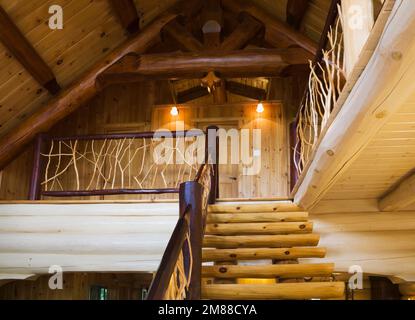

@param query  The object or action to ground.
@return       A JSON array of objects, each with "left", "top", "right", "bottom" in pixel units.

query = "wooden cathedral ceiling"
[{"left": 0, "top": 0, "right": 331, "bottom": 169}]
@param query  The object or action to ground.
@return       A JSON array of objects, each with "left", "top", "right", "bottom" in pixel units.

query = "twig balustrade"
[
  {"left": 147, "top": 127, "right": 219, "bottom": 300},
  {"left": 29, "top": 130, "right": 211, "bottom": 200},
  {"left": 292, "top": 10, "right": 345, "bottom": 182}
]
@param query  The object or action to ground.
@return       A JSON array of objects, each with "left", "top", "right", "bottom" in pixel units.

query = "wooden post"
[
  {"left": 28, "top": 133, "right": 46, "bottom": 200},
  {"left": 206, "top": 125, "right": 219, "bottom": 204},
  {"left": 289, "top": 120, "right": 299, "bottom": 192},
  {"left": 179, "top": 181, "right": 203, "bottom": 300}
]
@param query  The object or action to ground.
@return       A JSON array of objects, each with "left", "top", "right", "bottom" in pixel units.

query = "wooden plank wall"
[
  {"left": 0, "top": 76, "right": 306, "bottom": 200},
  {"left": 0, "top": 272, "right": 153, "bottom": 300}
]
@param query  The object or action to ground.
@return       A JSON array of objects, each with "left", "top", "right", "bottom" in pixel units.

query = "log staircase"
[{"left": 201, "top": 202, "right": 345, "bottom": 300}]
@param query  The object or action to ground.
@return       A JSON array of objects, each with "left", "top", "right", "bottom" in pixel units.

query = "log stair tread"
[
  {"left": 202, "top": 283, "right": 346, "bottom": 300},
  {"left": 201, "top": 202, "right": 344, "bottom": 300}
]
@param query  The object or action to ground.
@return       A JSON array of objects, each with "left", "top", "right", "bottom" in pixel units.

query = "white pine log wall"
[
  {"left": 309, "top": 205, "right": 415, "bottom": 282},
  {"left": 0, "top": 203, "right": 178, "bottom": 280}
]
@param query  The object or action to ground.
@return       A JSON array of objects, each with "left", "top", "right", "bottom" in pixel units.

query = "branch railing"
[
  {"left": 291, "top": 1, "right": 345, "bottom": 188},
  {"left": 147, "top": 126, "right": 218, "bottom": 300},
  {"left": 29, "top": 130, "right": 208, "bottom": 200}
]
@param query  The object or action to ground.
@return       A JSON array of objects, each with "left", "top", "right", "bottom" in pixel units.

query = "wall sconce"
[
  {"left": 256, "top": 102, "right": 264, "bottom": 113},
  {"left": 170, "top": 105, "right": 179, "bottom": 116}
]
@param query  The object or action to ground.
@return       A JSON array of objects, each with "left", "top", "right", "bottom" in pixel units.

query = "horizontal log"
[
  {"left": 202, "top": 247, "right": 326, "bottom": 262},
  {"left": 205, "top": 222, "right": 313, "bottom": 235},
  {"left": 0, "top": 253, "right": 164, "bottom": 274},
  {"left": 203, "top": 234, "right": 320, "bottom": 248},
  {"left": 202, "top": 282, "right": 346, "bottom": 300},
  {"left": 207, "top": 212, "right": 308, "bottom": 223},
  {"left": 0, "top": 202, "right": 179, "bottom": 216},
  {"left": 202, "top": 263, "right": 334, "bottom": 278},
  {"left": 379, "top": 172, "right": 415, "bottom": 211},
  {"left": 97, "top": 48, "right": 311, "bottom": 86},
  {"left": 0, "top": 215, "right": 176, "bottom": 234},
  {"left": 0, "top": 233, "right": 172, "bottom": 254},
  {"left": 208, "top": 202, "right": 303, "bottom": 212}
]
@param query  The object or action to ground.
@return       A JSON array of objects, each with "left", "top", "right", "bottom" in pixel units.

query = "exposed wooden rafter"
[
  {"left": 162, "top": 19, "right": 204, "bottom": 52},
  {"left": 379, "top": 172, "right": 415, "bottom": 211},
  {"left": 97, "top": 48, "right": 312, "bottom": 86},
  {"left": 0, "top": 5, "right": 60, "bottom": 95},
  {"left": 222, "top": 0, "right": 318, "bottom": 55},
  {"left": 219, "top": 12, "right": 264, "bottom": 51},
  {"left": 0, "top": 10, "right": 182, "bottom": 170},
  {"left": 286, "top": 0, "right": 310, "bottom": 29},
  {"left": 109, "top": 0, "right": 140, "bottom": 34}
]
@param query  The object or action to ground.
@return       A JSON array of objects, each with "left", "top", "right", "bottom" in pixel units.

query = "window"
[{"left": 90, "top": 285, "right": 108, "bottom": 300}]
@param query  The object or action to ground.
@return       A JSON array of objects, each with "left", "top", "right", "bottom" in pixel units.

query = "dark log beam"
[
  {"left": 177, "top": 86, "right": 209, "bottom": 103},
  {"left": 220, "top": 12, "right": 264, "bottom": 51},
  {"left": 0, "top": 11, "right": 181, "bottom": 170},
  {"left": 162, "top": 19, "right": 204, "bottom": 52},
  {"left": 97, "top": 48, "right": 313, "bottom": 86},
  {"left": 222, "top": 0, "right": 318, "bottom": 55},
  {"left": 109, "top": 0, "right": 140, "bottom": 34},
  {"left": 201, "top": 0, "right": 227, "bottom": 103},
  {"left": 286, "top": 0, "right": 309, "bottom": 29},
  {"left": 226, "top": 81, "right": 267, "bottom": 100},
  {"left": 0, "top": 5, "right": 60, "bottom": 95}
]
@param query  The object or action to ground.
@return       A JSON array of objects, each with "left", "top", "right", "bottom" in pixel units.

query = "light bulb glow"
[
  {"left": 256, "top": 102, "right": 264, "bottom": 113},
  {"left": 170, "top": 106, "right": 179, "bottom": 116}
]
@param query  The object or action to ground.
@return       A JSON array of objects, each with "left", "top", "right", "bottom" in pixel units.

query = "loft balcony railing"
[
  {"left": 29, "top": 126, "right": 220, "bottom": 300},
  {"left": 29, "top": 128, "right": 218, "bottom": 200},
  {"left": 290, "top": 0, "right": 385, "bottom": 191}
]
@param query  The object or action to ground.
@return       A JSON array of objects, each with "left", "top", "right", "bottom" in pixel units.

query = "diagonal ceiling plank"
[
  {"left": 0, "top": 8, "right": 185, "bottom": 170},
  {"left": 220, "top": 12, "right": 264, "bottom": 51},
  {"left": 109, "top": 0, "right": 140, "bottom": 34},
  {"left": 222, "top": 0, "right": 318, "bottom": 55},
  {"left": 0, "top": 5, "right": 60, "bottom": 95},
  {"left": 286, "top": 0, "right": 310, "bottom": 29}
]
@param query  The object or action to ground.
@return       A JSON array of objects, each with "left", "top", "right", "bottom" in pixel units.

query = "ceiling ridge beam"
[
  {"left": 0, "top": 5, "right": 60, "bottom": 95},
  {"left": 97, "top": 48, "right": 312, "bottom": 87}
]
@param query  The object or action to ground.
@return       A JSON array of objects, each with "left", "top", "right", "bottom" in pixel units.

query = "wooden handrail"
[
  {"left": 146, "top": 211, "right": 190, "bottom": 300},
  {"left": 147, "top": 126, "right": 219, "bottom": 300}
]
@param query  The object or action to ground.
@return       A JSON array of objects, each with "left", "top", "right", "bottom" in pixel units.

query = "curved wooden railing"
[{"left": 147, "top": 126, "right": 218, "bottom": 300}]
